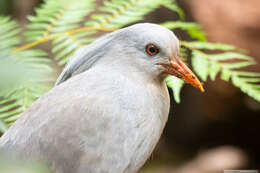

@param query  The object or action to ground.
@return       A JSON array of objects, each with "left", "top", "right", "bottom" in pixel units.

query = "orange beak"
[{"left": 162, "top": 56, "right": 204, "bottom": 92}]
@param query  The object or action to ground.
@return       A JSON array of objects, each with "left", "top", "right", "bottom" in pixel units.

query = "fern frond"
[
  {"left": 0, "top": 16, "right": 53, "bottom": 125},
  {"left": 0, "top": 49, "right": 53, "bottom": 126},
  {"left": 166, "top": 76, "right": 184, "bottom": 103},
  {"left": 184, "top": 41, "right": 236, "bottom": 51},
  {"left": 0, "top": 118, "right": 8, "bottom": 133},
  {"left": 232, "top": 75, "right": 260, "bottom": 101},
  {"left": 86, "top": 0, "right": 163, "bottom": 28},
  {"left": 192, "top": 51, "right": 209, "bottom": 81},
  {"left": 181, "top": 41, "right": 260, "bottom": 102},
  {"left": 161, "top": 21, "right": 201, "bottom": 30},
  {"left": 26, "top": 0, "right": 95, "bottom": 64},
  {"left": 161, "top": 21, "right": 206, "bottom": 41},
  {"left": 161, "top": 0, "right": 185, "bottom": 19},
  {"left": 27, "top": 0, "right": 95, "bottom": 40},
  {"left": 0, "top": 16, "right": 21, "bottom": 50},
  {"left": 52, "top": 31, "right": 96, "bottom": 65}
]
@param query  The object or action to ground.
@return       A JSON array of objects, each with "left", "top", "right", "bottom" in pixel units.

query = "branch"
[{"left": 13, "top": 26, "right": 117, "bottom": 54}]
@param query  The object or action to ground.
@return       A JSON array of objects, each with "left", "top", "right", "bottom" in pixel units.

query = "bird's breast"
[{"left": 116, "top": 80, "right": 170, "bottom": 173}]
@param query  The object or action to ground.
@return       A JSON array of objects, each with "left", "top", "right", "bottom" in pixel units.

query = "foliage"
[
  {"left": 0, "top": 0, "right": 259, "bottom": 132},
  {"left": 26, "top": 0, "right": 96, "bottom": 65},
  {"left": 0, "top": 17, "right": 52, "bottom": 129},
  {"left": 183, "top": 41, "right": 260, "bottom": 101},
  {"left": 0, "top": 154, "right": 51, "bottom": 173}
]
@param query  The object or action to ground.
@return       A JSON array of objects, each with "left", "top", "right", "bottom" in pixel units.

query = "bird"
[{"left": 0, "top": 23, "right": 203, "bottom": 173}]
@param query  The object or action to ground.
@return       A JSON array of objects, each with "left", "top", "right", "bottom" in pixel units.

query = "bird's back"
[{"left": 0, "top": 66, "right": 170, "bottom": 173}]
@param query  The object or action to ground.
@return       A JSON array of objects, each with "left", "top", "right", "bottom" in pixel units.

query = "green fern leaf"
[
  {"left": 52, "top": 32, "right": 96, "bottom": 65},
  {"left": 0, "top": 16, "right": 53, "bottom": 125},
  {"left": 161, "top": 21, "right": 206, "bottom": 41},
  {"left": 192, "top": 51, "right": 209, "bottom": 81},
  {"left": 0, "top": 50, "right": 53, "bottom": 125},
  {"left": 0, "top": 16, "right": 21, "bottom": 50},
  {"left": 221, "top": 61, "right": 255, "bottom": 69},
  {"left": 161, "top": 21, "right": 200, "bottom": 30},
  {"left": 0, "top": 118, "right": 8, "bottom": 133},
  {"left": 211, "top": 52, "right": 254, "bottom": 61},
  {"left": 186, "top": 28, "right": 207, "bottom": 41},
  {"left": 232, "top": 75, "right": 260, "bottom": 101},
  {"left": 233, "top": 71, "right": 260, "bottom": 77},
  {"left": 184, "top": 41, "right": 236, "bottom": 51},
  {"left": 27, "top": 0, "right": 95, "bottom": 40},
  {"left": 209, "top": 63, "right": 221, "bottom": 80},
  {"left": 26, "top": 0, "right": 95, "bottom": 64},
  {"left": 166, "top": 76, "right": 184, "bottom": 103},
  {"left": 86, "top": 0, "right": 163, "bottom": 28},
  {"left": 220, "top": 69, "right": 232, "bottom": 81},
  {"left": 187, "top": 46, "right": 260, "bottom": 101},
  {"left": 161, "top": 0, "right": 185, "bottom": 19}
]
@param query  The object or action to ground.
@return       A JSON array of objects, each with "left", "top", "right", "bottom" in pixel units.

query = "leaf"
[
  {"left": 166, "top": 76, "right": 185, "bottom": 103},
  {"left": 232, "top": 75, "right": 260, "bottom": 102},
  {"left": 192, "top": 51, "right": 209, "bottom": 81},
  {"left": 183, "top": 41, "right": 260, "bottom": 102},
  {"left": 25, "top": 0, "right": 95, "bottom": 64},
  {"left": 161, "top": 21, "right": 206, "bottom": 41},
  {"left": 0, "top": 118, "right": 8, "bottom": 133},
  {"left": 0, "top": 17, "right": 53, "bottom": 126},
  {"left": 209, "top": 63, "right": 221, "bottom": 80},
  {"left": 86, "top": 0, "right": 163, "bottom": 28},
  {"left": 211, "top": 52, "right": 254, "bottom": 61},
  {"left": 0, "top": 16, "right": 21, "bottom": 50},
  {"left": 220, "top": 69, "right": 232, "bottom": 81},
  {"left": 180, "top": 47, "right": 188, "bottom": 62},
  {"left": 161, "top": 0, "right": 185, "bottom": 19},
  {"left": 161, "top": 21, "right": 200, "bottom": 30},
  {"left": 233, "top": 71, "right": 260, "bottom": 77},
  {"left": 221, "top": 61, "right": 255, "bottom": 69},
  {"left": 26, "top": 0, "right": 95, "bottom": 41},
  {"left": 187, "top": 28, "right": 207, "bottom": 41},
  {"left": 183, "top": 41, "right": 236, "bottom": 51}
]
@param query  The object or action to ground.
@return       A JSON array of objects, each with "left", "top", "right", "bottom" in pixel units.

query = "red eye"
[{"left": 145, "top": 44, "right": 159, "bottom": 56}]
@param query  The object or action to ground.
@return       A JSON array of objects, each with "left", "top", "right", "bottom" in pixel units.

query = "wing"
[
  {"left": 55, "top": 32, "right": 116, "bottom": 86},
  {"left": 55, "top": 46, "right": 98, "bottom": 85}
]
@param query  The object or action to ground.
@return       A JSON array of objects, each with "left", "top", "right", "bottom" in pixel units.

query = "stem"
[{"left": 12, "top": 26, "right": 118, "bottom": 54}]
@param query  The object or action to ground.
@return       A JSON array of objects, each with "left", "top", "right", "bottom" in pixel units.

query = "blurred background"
[{"left": 0, "top": 0, "right": 260, "bottom": 173}]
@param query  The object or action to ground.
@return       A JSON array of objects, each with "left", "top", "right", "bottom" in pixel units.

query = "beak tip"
[
  {"left": 167, "top": 58, "right": 205, "bottom": 92},
  {"left": 199, "top": 85, "right": 205, "bottom": 92},
  {"left": 198, "top": 83, "right": 205, "bottom": 92}
]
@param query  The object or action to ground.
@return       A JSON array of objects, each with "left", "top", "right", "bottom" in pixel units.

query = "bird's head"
[{"left": 106, "top": 23, "right": 204, "bottom": 91}]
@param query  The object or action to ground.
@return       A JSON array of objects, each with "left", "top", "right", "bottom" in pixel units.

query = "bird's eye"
[{"left": 145, "top": 44, "right": 159, "bottom": 56}]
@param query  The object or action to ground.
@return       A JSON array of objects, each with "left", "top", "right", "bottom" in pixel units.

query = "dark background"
[{"left": 0, "top": 0, "right": 259, "bottom": 172}]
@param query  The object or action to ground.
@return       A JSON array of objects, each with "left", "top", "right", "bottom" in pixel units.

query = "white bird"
[{"left": 0, "top": 23, "right": 203, "bottom": 173}]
